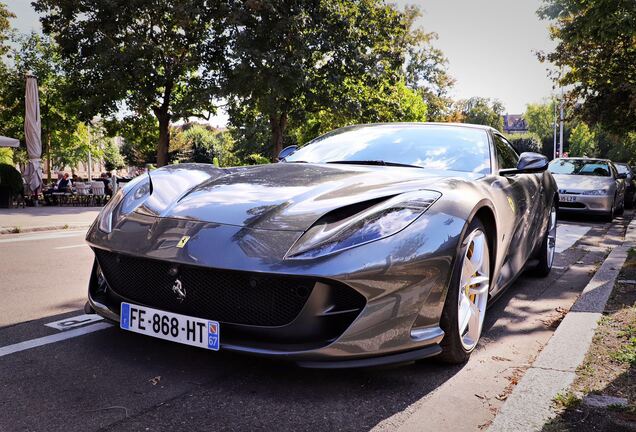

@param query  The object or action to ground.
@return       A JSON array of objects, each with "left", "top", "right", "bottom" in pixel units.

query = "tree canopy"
[
  {"left": 538, "top": 0, "right": 636, "bottom": 132},
  {"left": 224, "top": 0, "right": 435, "bottom": 158},
  {"left": 449, "top": 97, "right": 505, "bottom": 131},
  {"left": 33, "top": 0, "right": 230, "bottom": 166}
]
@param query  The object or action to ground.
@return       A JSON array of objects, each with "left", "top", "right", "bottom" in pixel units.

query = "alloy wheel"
[{"left": 457, "top": 229, "right": 490, "bottom": 351}]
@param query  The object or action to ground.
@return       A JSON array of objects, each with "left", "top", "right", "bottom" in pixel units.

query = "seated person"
[{"left": 43, "top": 172, "right": 63, "bottom": 205}]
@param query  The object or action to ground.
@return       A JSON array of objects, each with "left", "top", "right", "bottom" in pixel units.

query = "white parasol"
[{"left": 23, "top": 74, "right": 43, "bottom": 194}]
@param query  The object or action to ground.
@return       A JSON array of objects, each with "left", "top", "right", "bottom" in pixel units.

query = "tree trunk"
[
  {"left": 154, "top": 109, "right": 171, "bottom": 167},
  {"left": 269, "top": 112, "right": 288, "bottom": 161}
]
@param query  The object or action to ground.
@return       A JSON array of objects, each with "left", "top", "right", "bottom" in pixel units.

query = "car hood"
[
  {"left": 552, "top": 174, "right": 613, "bottom": 192},
  {"left": 138, "top": 163, "right": 483, "bottom": 231}
]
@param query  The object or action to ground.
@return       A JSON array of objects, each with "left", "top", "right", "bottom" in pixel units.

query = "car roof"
[
  {"left": 553, "top": 157, "right": 612, "bottom": 163},
  {"left": 334, "top": 122, "right": 498, "bottom": 133}
]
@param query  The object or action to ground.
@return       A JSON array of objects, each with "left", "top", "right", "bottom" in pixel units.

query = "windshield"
[
  {"left": 548, "top": 159, "right": 611, "bottom": 177},
  {"left": 285, "top": 124, "right": 491, "bottom": 173}
]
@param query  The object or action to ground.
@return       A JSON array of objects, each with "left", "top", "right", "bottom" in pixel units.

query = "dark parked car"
[
  {"left": 615, "top": 163, "right": 635, "bottom": 209},
  {"left": 85, "top": 123, "right": 558, "bottom": 368}
]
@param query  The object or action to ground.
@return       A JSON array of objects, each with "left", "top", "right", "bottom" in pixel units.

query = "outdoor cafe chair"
[{"left": 90, "top": 181, "right": 106, "bottom": 206}]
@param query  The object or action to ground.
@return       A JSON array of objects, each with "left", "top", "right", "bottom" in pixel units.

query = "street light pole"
[{"left": 553, "top": 99, "right": 558, "bottom": 159}]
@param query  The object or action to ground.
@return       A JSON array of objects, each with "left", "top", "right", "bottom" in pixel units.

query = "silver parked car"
[{"left": 548, "top": 157, "right": 626, "bottom": 221}]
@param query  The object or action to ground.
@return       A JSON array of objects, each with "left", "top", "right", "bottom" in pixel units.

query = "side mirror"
[
  {"left": 617, "top": 172, "right": 627, "bottom": 179},
  {"left": 500, "top": 152, "right": 549, "bottom": 176},
  {"left": 278, "top": 145, "right": 298, "bottom": 161}
]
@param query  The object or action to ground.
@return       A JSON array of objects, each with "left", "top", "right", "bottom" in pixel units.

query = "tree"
[
  {"left": 538, "top": 0, "right": 636, "bottom": 132},
  {"left": 51, "top": 122, "right": 103, "bottom": 173},
  {"left": 0, "top": 1, "right": 14, "bottom": 58},
  {"left": 107, "top": 115, "right": 160, "bottom": 167},
  {"left": 568, "top": 123, "right": 597, "bottom": 157},
  {"left": 34, "top": 0, "right": 229, "bottom": 166},
  {"left": 403, "top": 6, "right": 455, "bottom": 122},
  {"left": 451, "top": 97, "right": 505, "bottom": 130},
  {"left": 0, "top": 32, "right": 82, "bottom": 180},
  {"left": 224, "top": 0, "right": 414, "bottom": 159},
  {"left": 524, "top": 102, "right": 556, "bottom": 142},
  {"left": 103, "top": 140, "right": 125, "bottom": 172}
]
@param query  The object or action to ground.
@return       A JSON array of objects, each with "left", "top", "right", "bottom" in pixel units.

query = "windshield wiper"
[{"left": 326, "top": 160, "right": 424, "bottom": 169}]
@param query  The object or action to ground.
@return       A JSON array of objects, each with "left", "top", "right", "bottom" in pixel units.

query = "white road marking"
[
  {"left": 45, "top": 314, "right": 104, "bottom": 331},
  {"left": 54, "top": 244, "right": 87, "bottom": 250},
  {"left": 0, "top": 322, "right": 112, "bottom": 358},
  {"left": 556, "top": 224, "right": 591, "bottom": 253},
  {"left": 0, "top": 230, "right": 86, "bottom": 244}
]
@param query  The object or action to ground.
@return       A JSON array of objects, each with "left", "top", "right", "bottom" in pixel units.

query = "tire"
[
  {"left": 437, "top": 218, "right": 491, "bottom": 364},
  {"left": 530, "top": 204, "right": 557, "bottom": 277},
  {"left": 605, "top": 197, "right": 616, "bottom": 222},
  {"left": 617, "top": 197, "right": 625, "bottom": 215}
]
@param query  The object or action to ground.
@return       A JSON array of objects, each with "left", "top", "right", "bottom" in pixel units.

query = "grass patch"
[{"left": 553, "top": 392, "right": 581, "bottom": 409}]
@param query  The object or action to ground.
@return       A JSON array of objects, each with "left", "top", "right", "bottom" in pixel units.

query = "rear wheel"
[
  {"left": 438, "top": 219, "right": 490, "bottom": 364},
  {"left": 530, "top": 204, "right": 557, "bottom": 277},
  {"left": 617, "top": 196, "right": 625, "bottom": 215}
]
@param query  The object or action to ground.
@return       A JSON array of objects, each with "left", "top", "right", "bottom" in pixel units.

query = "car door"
[{"left": 491, "top": 133, "right": 541, "bottom": 286}]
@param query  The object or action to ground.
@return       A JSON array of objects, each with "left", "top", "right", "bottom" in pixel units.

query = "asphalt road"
[{"left": 0, "top": 212, "right": 631, "bottom": 432}]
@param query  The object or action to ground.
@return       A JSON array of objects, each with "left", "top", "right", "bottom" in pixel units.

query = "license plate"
[
  {"left": 560, "top": 195, "right": 577, "bottom": 202},
  {"left": 120, "top": 302, "right": 220, "bottom": 351}
]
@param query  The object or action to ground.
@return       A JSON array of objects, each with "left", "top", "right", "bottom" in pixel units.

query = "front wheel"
[
  {"left": 530, "top": 204, "right": 557, "bottom": 277},
  {"left": 605, "top": 197, "right": 616, "bottom": 222},
  {"left": 438, "top": 219, "right": 490, "bottom": 364}
]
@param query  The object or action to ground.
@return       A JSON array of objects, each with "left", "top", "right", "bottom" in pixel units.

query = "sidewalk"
[
  {"left": 489, "top": 218, "right": 636, "bottom": 431},
  {"left": 0, "top": 207, "right": 101, "bottom": 234}
]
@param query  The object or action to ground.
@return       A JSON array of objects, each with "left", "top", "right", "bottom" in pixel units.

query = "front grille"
[
  {"left": 559, "top": 202, "right": 586, "bottom": 209},
  {"left": 94, "top": 249, "right": 316, "bottom": 327}
]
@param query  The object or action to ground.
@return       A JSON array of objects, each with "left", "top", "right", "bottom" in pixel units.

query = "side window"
[
  {"left": 610, "top": 164, "right": 618, "bottom": 178},
  {"left": 494, "top": 134, "right": 519, "bottom": 170}
]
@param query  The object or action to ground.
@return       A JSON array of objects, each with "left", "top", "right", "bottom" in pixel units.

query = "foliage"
[
  {"left": 402, "top": 6, "right": 454, "bottom": 121},
  {"left": 0, "top": 163, "right": 24, "bottom": 196},
  {"left": 291, "top": 79, "right": 427, "bottom": 145},
  {"left": 106, "top": 115, "right": 160, "bottom": 167},
  {"left": 0, "top": 148, "right": 12, "bottom": 165},
  {"left": 568, "top": 123, "right": 597, "bottom": 157},
  {"left": 247, "top": 154, "right": 271, "bottom": 165},
  {"left": 0, "top": 33, "right": 89, "bottom": 179},
  {"left": 50, "top": 122, "right": 103, "bottom": 172},
  {"left": 34, "top": 0, "right": 230, "bottom": 166},
  {"left": 227, "top": 105, "right": 277, "bottom": 162},
  {"left": 450, "top": 97, "right": 505, "bottom": 131},
  {"left": 538, "top": 0, "right": 636, "bottom": 133},
  {"left": 606, "top": 132, "right": 636, "bottom": 165},
  {"left": 505, "top": 133, "right": 543, "bottom": 154},
  {"left": 175, "top": 125, "right": 240, "bottom": 167},
  {"left": 224, "top": 0, "right": 425, "bottom": 159},
  {"left": 103, "top": 140, "right": 125, "bottom": 172},
  {"left": 524, "top": 101, "right": 556, "bottom": 142},
  {"left": 0, "top": 1, "right": 14, "bottom": 58}
]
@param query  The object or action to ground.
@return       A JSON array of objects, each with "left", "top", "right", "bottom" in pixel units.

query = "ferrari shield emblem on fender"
[
  {"left": 507, "top": 196, "right": 516, "bottom": 213},
  {"left": 176, "top": 236, "right": 191, "bottom": 248}
]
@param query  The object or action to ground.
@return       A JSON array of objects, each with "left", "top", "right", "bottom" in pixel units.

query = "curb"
[
  {"left": 0, "top": 224, "right": 92, "bottom": 235},
  {"left": 489, "top": 219, "right": 636, "bottom": 431}
]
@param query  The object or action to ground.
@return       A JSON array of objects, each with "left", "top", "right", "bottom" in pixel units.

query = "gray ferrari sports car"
[{"left": 86, "top": 123, "right": 558, "bottom": 368}]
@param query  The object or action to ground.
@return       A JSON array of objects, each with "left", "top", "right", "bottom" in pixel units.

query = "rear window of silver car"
[
  {"left": 287, "top": 124, "right": 491, "bottom": 173},
  {"left": 549, "top": 159, "right": 611, "bottom": 177}
]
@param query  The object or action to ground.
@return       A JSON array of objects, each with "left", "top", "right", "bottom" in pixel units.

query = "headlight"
[
  {"left": 97, "top": 189, "right": 124, "bottom": 233},
  {"left": 97, "top": 174, "right": 151, "bottom": 233},
  {"left": 286, "top": 191, "right": 441, "bottom": 259},
  {"left": 581, "top": 189, "right": 608, "bottom": 196}
]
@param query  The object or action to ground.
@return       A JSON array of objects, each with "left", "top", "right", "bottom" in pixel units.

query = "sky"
[{"left": 4, "top": 0, "right": 557, "bottom": 120}]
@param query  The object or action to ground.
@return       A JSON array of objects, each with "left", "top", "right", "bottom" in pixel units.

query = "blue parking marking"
[{"left": 120, "top": 303, "right": 130, "bottom": 329}]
